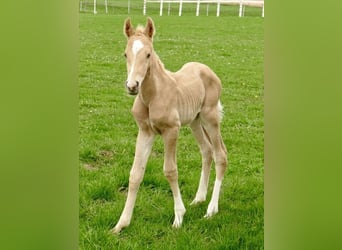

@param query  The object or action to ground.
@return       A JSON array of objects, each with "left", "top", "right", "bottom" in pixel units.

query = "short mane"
[{"left": 135, "top": 25, "right": 145, "bottom": 36}]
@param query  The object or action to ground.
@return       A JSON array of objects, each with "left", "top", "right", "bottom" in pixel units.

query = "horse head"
[{"left": 123, "top": 18, "right": 155, "bottom": 95}]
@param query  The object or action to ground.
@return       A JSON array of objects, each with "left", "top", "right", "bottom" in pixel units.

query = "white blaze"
[
  {"left": 132, "top": 40, "right": 144, "bottom": 55},
  {"left": 127, "top": 40, "right": 144, "bottom": 88}
]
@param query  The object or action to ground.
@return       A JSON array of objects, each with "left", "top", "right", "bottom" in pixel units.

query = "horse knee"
[
  {"left": 214, "top": 151, "right": 228, "bottom": 177},
  {"left": 129, "top": 168, "right": 144, "bottom": 188},
  {"left": 201, "top": 146, "right": 213, "bottom": 159},
  {"left": 164, "top": 168, "right": 178, "bottom": 182},
  {"left": 215, "top": 157, "right": 228, "bottom": 179}
]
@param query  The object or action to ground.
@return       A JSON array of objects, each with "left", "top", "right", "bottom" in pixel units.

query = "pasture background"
[
  {"left": 79, "top": 2, "right": 264, "bottom": 249},
  {"left": 2, "top": 1, "right": 342, "bottom": 250}
]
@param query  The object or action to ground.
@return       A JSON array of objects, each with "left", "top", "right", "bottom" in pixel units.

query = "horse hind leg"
[
  {"left": 204, "top": 128, "right": 227, "bottom": 218},
  {"left": 200, "top": 103, "right": 228, "bottom": 218},
  {"left": 190, "top": 116, "right": 213, "bottom": 205}
]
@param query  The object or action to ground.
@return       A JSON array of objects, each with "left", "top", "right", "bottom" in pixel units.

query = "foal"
[{"left": 112, "top": 18, "right": 228, "bottom": 234}]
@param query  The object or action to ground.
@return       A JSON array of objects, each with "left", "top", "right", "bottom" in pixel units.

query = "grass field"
[{"left": 79, "top": 8, "right": 264, "bottom": 249}]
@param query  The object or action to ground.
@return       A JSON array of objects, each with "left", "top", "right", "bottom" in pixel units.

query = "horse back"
[
  {"left": 174, "top": 62, "right": 222, "bottom": 106},
  {"left": 169, "top": 62, "right": 222, "bottom": 125}
]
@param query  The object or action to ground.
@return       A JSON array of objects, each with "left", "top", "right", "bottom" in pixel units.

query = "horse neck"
[
  {"left": 140, "top": 51, "right": 172, "bottom": 105},
  {"left": 149, "top": 51, "right": 168, "bottom": 79}
]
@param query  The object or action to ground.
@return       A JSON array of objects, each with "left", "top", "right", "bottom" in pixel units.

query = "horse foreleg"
[
  {"left": 162, "top": 127, "right": 186, "bottom": 228},
  {"left": 111, "top": 128, "right": 155, "bottom": 234}
]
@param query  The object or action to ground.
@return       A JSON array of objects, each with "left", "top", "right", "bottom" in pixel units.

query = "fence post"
[
  {"left": 160, "top": 0, "right": 164, "bottom": 16},
  {"left": 196, "top": 0, "right": 200, "bottom": 16},
  {"left": 216, "top": 0, "right": 220, "bottom": 17},
  {"left": 168, "top": 1, "right": 171, "bottom": 16},
  {"left": 93, "top": 0, "right": 97, "bottom": 14},
  {"left": 143, "top": 0, "right": 147, "bottom": 15},
  {"left": 179, "top": 0, "right": 183, "bottom": 16},
  {"left": 239, "top": 0, "right": 243, "bottom": 17}
]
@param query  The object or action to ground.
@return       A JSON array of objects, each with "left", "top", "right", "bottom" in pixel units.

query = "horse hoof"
[
  {"left": 110, "top": 226, "right": 122, "bottom": 235},
  {"left": 204, "top": 201, "right": 218, "bottom": 218},
  {"left": 190, "top": 198, "right": 206, "bottom": 205}
]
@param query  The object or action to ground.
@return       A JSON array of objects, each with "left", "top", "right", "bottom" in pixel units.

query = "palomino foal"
[{"left": 112, "top": 18, "right": 228, "bottom": 234}]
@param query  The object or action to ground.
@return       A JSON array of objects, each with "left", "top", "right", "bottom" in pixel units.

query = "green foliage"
[{"left": 80, "top": 12, "right": 263, "bottom": 249}]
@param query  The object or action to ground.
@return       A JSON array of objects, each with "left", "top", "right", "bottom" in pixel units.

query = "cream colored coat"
[{"left": 112, "top": 18, "right": 228, "bottom": 234}]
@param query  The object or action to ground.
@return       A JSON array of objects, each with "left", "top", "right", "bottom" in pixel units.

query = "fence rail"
[
  {"left": 143, "top": 0, "right": 264, "bottom": 17},
  {"left": 79, "top": 0, "right": 264, "bottom": 17}
]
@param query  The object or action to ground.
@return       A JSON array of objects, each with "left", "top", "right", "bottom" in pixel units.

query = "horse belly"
[
  {"left": 177, "top": 87, "right": 204, "bottom": 125},
  {"left": 178, "top": 107, "right": 199, "bottom": 125}
]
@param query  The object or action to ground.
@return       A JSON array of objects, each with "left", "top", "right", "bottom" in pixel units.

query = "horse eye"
[
  {"left": 147, "top": 53, "right": 151, "bottom": 59},
  {"left": 124, "top": 53, "right": 127, "bottom": 58}
]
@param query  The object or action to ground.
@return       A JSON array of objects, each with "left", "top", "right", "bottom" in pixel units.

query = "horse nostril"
[{"left": 135, "top": 81, "right": 140, "bottom": 87}]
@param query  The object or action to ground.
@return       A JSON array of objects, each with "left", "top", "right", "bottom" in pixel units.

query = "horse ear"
[
  {"left": 124, "top": 18, "right": 134, "bottom": 38},
  {"left": 144, "top": 17, "right": 155, "bottom": 39}
]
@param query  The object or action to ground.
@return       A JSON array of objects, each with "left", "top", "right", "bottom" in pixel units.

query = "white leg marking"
[
  {"left": 190, "top": 169, "right": 209, "bottom": 205},
  {"left": 205, "top": 179, "right": 222, "bottom": 218},
  {"left": 172, "top": 191, "right": 186, "bottom": 228}
]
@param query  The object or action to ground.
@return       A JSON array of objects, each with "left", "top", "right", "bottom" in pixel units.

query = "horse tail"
[
  {"left": 217, "top": 100, "right": 224, "bottom": 123},
  {"left": 217, "top": 100, "right": 227, "bottom": 154},
  {"left": 201, "top": 100, "right": 226, "bottom": 153}
]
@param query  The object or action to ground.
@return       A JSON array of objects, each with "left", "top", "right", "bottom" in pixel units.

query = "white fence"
[
  {"left": 80, "top": 0, "right": 133, "bottom": 14},
  {"left": 143, "top": 0, "right": 264, "bottom": 17},
  {"left": 79, "top": 0, "right": 264, "bottom": 17}
]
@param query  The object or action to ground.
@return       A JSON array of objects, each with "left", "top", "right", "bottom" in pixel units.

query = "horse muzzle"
[{"left": 126, "top": 80, "right": 139, "bottom": 95}]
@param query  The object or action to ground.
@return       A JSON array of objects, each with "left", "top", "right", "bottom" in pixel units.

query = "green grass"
[{"left": 80, "top": 11, "right": 263, "bottom": 250}]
